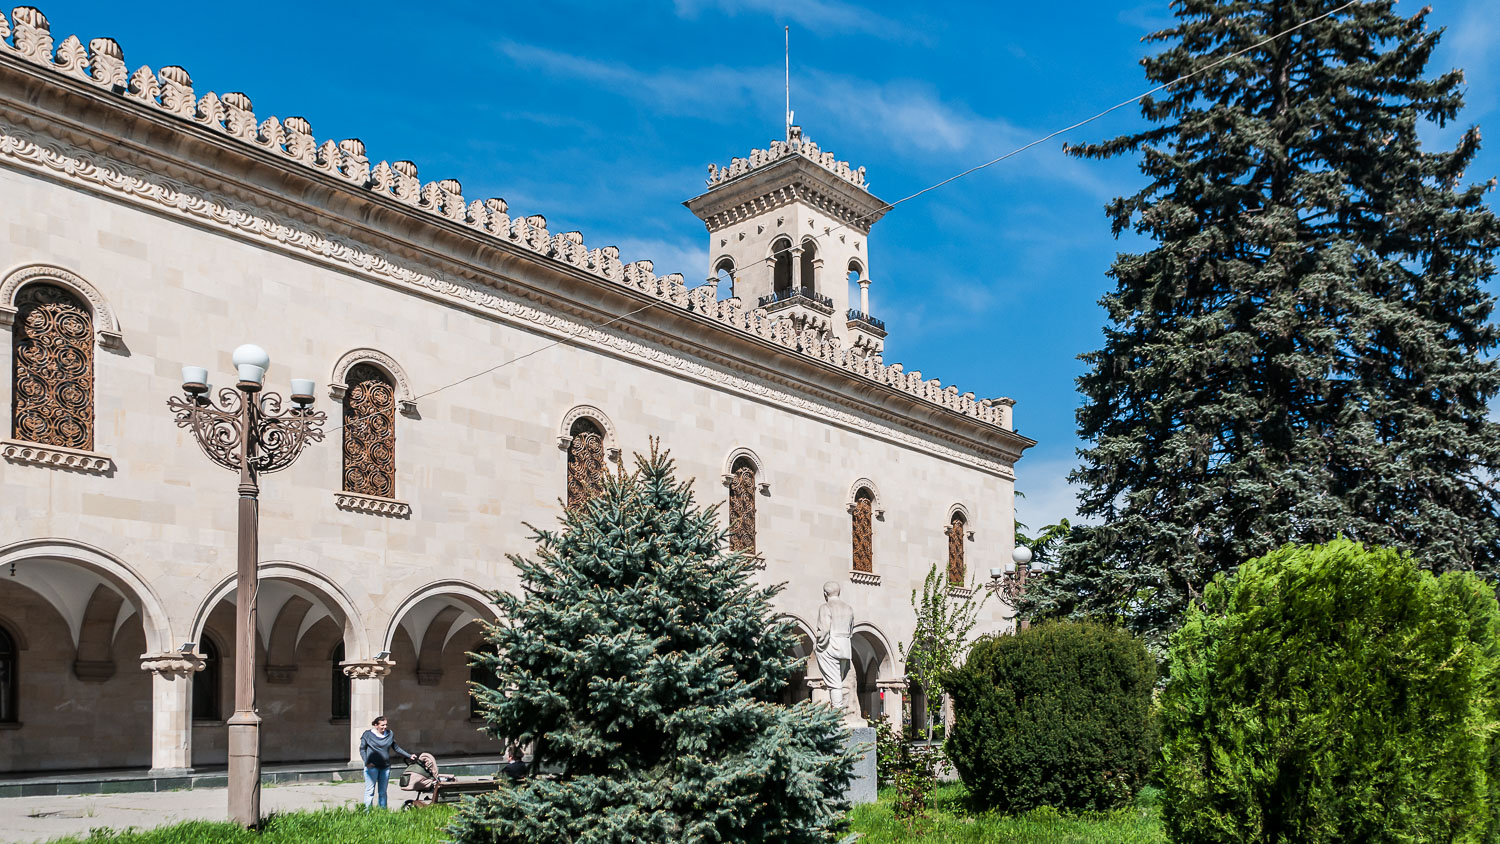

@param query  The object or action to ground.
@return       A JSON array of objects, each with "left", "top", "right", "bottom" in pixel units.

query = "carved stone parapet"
[
  {"left": 341, "top": 658, "right": 394, "bottom": 680},
  {"left": 140, "top": 652, "right": 205, "bottom": 677},
  {"left": 2, "top": 439, "right": 114, "bottom": 474},
  {"left": 334, "top": 491, "right": 411, "bottom": 518},
  {"left": 264, "top": 664, "right": 297, "bottom": 684},
  {"left": 849, "top": 570, "right": 882, "bottom": 586}
]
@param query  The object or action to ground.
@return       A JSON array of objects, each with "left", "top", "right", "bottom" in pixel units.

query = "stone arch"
[
  {"left": 722, "top": 446, "right": 770, "bottom": 492},
  {"left": 776, "top": 613, "right": 816, "bottom": 705},
  {"left": 190, "top": 561, "right": 370, "bottom": 659},
  {"left": 328, "top": 348, "right": 416, "bottom": 415},
  {"left": 947, "top": 502, "right": 972, "bottom": 524},
  {"left": 0, "top": 538, "right": 171, "bottom": 654},
  {"left": 852, "top": 623, "right": 895, "bottom": 721},
  {"left": 846, "top": 257, "right": 865, "bottom": 279},
  {"left": 557, "top": 405, "right": 619, "bottom": 454},
  {"left": 846, "top": 478, "right": 883, "bottom": 518},
  {"left": 380, "top": 580, "right": 496, "bottom": 655},
  {"left": 0, "top": 264, "right": 122, "bottom": 349}
]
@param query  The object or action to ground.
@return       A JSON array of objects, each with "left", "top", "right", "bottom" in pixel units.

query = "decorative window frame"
[
  {"left": 1, "top": 265, "right": 118, "bottom": 475},
  {"left": 947, "top": 503, "right": 975, "bottom": 541},
  {"left": 846, "top": 478, "right": 884, "bottom": 520},
  {"left": 721, "top": 447, "right": 771, "bottom": 495},
  {"left": 0, "top": 264, "right": 123, "bottom": 350},
  {"left": 328, "top": 348, "right": 417, "bottom": 416},
  {"left": 556, "top": 405, "right": 621, "bottom": 462}
]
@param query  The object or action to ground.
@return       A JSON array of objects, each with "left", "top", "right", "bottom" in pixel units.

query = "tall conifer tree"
[
  {"left": 1031, "top": 0, "right": 1500, "bottom": 645},
  {"left": 451, "top": 446, "right": 854, "bottom": 844}
]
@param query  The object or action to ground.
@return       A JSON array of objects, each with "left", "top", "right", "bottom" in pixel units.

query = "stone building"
[{"left": 0, "top": 7, "right": 1032, "bottom": 776}]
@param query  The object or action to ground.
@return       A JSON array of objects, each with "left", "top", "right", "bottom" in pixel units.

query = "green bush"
[
  {"left": 1160, "top": 539, "right": 1500, "bottom": 843},
  {"left": 945, "top": 620, "right": 1157, "bottom": 814}
]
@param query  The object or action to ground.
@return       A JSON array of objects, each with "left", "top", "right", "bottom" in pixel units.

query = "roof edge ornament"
[{"left": 705, "top": 133, "right": 868, "bottom": 191}]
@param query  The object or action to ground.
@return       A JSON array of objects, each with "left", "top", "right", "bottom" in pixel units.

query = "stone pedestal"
[{"left": 844, "top": 726, "right": 877, "bottom": 806}]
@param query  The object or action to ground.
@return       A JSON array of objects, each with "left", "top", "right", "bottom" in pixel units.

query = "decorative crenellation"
[
  {"left": 0, "top": 6, "right": 1012, "bottom": 433},
  {"left": 706, "top": 136, "right": 867, "bottom": 190}
]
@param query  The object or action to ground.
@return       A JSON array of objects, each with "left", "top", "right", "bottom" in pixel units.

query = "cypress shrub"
[
  {"left": 945, "top": 620, "right": 1157, "bottom": 814},
  {"left": 1161, "top": 539, "right": 1500, "bottom": 843}
]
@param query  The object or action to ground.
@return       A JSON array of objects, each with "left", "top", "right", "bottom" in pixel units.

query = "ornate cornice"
[
  {"left": 335, "top": 491, "right": 412, "bottom": 518},
  {"left": 140, "top": 651, "right": 204, "bottom": 677},
  {"left": 342, "top": 658, "right": 394, "bottom": 680},
  {"left": 1, "top": 438, "right": 114, "bottom": 474}
]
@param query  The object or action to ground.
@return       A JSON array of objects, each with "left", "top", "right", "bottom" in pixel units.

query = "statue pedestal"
[{"left": 844, "top": 726, "right": 877, "bottom": 805}]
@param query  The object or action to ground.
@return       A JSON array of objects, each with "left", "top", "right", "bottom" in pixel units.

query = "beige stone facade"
[{"left": 0, "top": 7, "right": 1032, "bottom": 775}]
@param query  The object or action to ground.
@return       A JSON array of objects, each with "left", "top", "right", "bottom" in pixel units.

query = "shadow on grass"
[{"left": 44, "top": 805, "right": 459, "bottom": 844}]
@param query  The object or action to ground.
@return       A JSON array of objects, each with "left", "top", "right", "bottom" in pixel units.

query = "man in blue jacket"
[{"left": 360, "top": 715, "right": 416, "bottom": 808}]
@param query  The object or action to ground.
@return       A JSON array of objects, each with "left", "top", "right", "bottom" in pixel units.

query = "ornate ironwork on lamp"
[
  {"left": 167, "top": 344, "right": 323, "bottom": 829},
  {"left": 989, "top": 544, "right": 1033, "bottom": 602}
]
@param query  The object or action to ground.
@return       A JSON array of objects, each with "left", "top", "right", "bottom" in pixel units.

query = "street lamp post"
[{"left": 168, "top": 345, "right": 324, "bottom": 828}]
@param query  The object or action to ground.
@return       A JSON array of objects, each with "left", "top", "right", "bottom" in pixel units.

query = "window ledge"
[
  {"left": 947, "top": 585, "right": 976, "bottom": 599},
  {"left": 2, "top": 439, "right": 114, "bottom": 475},
  {"left": 334, "top": 491, "right": 411, "bottom": 518},
  {"left": 849, "top": 570, "right": 881, "bottom": 586}
]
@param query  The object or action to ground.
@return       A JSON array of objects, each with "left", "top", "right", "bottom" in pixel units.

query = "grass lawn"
[
  {"left": 847, "top": 785, "right": 1167, "bottom": 843},
  {"left": 45, "top": 786, "right": 1166, "bottom": 842},
  {"left": 43, "top": 805, "right": 459, "bottom": 843}
]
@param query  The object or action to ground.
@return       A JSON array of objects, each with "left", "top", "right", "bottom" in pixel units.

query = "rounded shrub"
[
  {"left": 1161, "top": 539, "right": 1500, "bottom": 843},
  {"left": 945, "top": 619, "right": 1157, "bottom": 814}
]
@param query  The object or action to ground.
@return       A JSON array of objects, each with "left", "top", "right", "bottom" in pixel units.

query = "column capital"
[
  {"left": 876, "top": 678, "right": 908, "bottom": 691},
  {"left": 140, "top": 651, "right": 205, "bottom": 677},
  {"left": 805, "top": 675, "right": 829, "bottom": 690},
  {"left": 341, "top": 658, "right": 394, "bottom": 680}
]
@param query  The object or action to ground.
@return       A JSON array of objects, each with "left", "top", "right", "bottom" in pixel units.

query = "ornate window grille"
[
  {"left": 0, "top": 625, "right": 16, "bottom": 724},
  {"left": 192, "top": 636, "right": 221, "bottom": 722},
  {"left": 11, "top": 283, "right": 94, "bottom": 450},
  {"left": 852, "top": 488, "right": 875, "bottom": 573},
  {"left": 728, "top": 458, "right": 758, "bottom": 555},
  {"left": 946, "top": 513, "right": 967, "bottom": 584},
  {"left": 567, "top": 418, "right": 607, "bottom": 508},
  {"left": 341, "top": 363, "right": 396, "bottom": 498}
]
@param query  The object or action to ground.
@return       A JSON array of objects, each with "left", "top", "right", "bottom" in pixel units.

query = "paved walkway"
[{"left": 0, "top": 781, "right": 371, "bottom": 843}]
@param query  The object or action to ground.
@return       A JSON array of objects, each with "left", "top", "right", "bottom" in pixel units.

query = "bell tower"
[{"left": 684, "top": 128, "right": 891, "bottom": 356}]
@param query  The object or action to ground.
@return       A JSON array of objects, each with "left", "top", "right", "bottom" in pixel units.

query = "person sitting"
[{"left": 501, "top": 745, "right": 529, "bottom": 781}]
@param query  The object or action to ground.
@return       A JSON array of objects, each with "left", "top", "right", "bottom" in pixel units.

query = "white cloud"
[
  {"left": 1014, "top": 456, "right": 1095, "bottom": 535},
  {"left": 673, "top": 0, "right": 909, "bottom": 41}
]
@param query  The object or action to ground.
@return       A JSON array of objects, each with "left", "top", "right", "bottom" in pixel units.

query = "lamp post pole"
[
  {"left": 989, "top": 545, "right": 1034, "bottom": 630},
  {"left": 169, "top": 346, "right": 324, "bottom": 828}
]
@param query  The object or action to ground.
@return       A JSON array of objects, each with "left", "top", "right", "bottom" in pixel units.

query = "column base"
[{"left": 148, "top": 767, "right": 195, "bottom": 777}]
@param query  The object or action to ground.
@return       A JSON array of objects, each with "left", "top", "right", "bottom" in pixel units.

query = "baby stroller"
[{"left": 398, "top": 752, "right": 499, "bottom": 808}]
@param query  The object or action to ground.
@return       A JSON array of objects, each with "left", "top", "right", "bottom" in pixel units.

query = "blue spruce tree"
[{"left": 451, "top": 445, "right": 855, "bottom": 843}]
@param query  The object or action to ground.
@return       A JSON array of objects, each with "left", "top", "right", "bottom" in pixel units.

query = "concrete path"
[{"left": 0, "top": 781, "right": 371, "bottom": 843}]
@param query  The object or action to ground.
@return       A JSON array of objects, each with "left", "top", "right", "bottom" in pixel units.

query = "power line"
[{"left": 326, "top": 2, "right": 1359, "bottom": 435}]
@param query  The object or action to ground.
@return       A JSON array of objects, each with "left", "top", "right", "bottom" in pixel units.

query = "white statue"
[{"left": 814, "top": 580, "right": 863, "bottom": 725}]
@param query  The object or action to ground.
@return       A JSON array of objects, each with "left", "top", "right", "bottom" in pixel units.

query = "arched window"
[
  {"left": 946, "top": 511, "right": 968, "bottom": 584},
  {"left": 342, "top": 363, "right": 397, "bottom": 498},
  {"left": 727, "top": 457, "right": 758, "bottom": 555},
  {"left": 0, "top": 625, "right": 16, "bottom": 724},
  {"left": 192, "top": 636, "right": 221, "bottom": 722},
  {"left": 799, "top": 239, "right": 818, "bottom": 295},
  {"left": 12, "top": 283, "right": 94, "bottom": 450},
  {"left": 470, "top": 643, "right": 498, "bottom": 720},
  {"left": 330, "top": 642, "right": 351, "bottom": 721},
  {"left": 852, "top": 488, "right": 875, "bottom": 573},
  {"left": 567, "top": 418, "right": 607, "bottom": 508},
  {"left": 771, "top": 237, "right": 793, "bottom": 295},
  {"left": 714, "top": 257, "right": 736, "bottom": 300}
]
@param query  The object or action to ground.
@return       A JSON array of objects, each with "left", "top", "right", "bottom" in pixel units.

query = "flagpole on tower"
[{"left": 784, "top": 26, "right": 791, "bottom": 142}]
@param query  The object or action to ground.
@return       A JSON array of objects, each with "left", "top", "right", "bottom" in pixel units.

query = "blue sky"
[{"left": 36, "top": 0, "right": 1500, "bottom": 531}]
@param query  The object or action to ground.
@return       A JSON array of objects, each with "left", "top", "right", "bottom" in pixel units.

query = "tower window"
[
  {"left": 799, "top": 240, "right": 818, "bottom": 295},
  {"left": 771, "top": 237, "right": 794, "bottom": 296}
]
